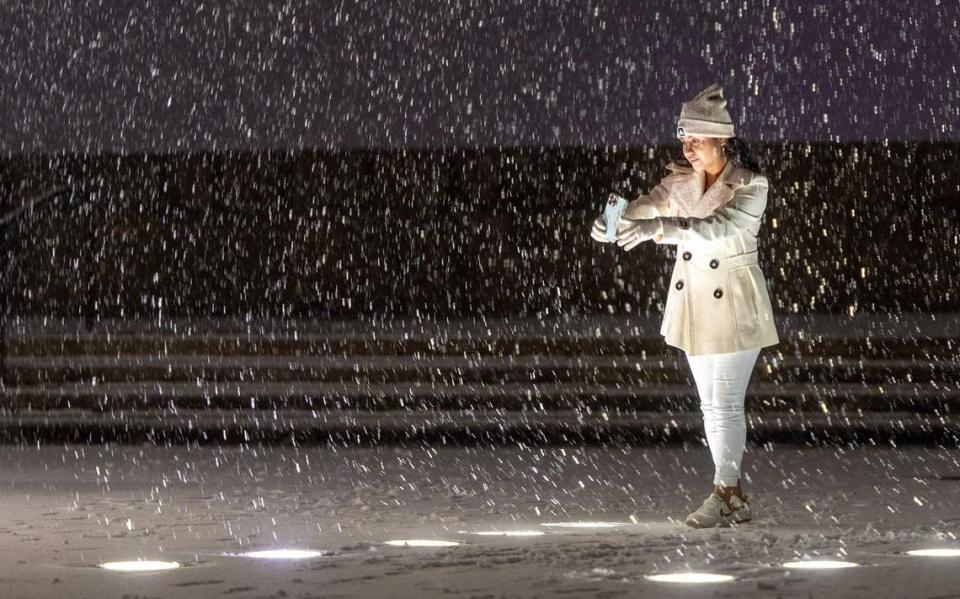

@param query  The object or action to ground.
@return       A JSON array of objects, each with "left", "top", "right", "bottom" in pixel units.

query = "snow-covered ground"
[{"left": 2, "top": 443, "right": 960, "bottom": 598}]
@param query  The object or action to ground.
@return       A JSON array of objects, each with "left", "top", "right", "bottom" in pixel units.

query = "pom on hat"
[{"left": 676, "top": 83, "right": 736, "bottom": 139}]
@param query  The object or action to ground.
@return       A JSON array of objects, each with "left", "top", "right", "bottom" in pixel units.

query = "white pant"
[{"left": 685, "top": 348, "right": 761, "bottom": 486}]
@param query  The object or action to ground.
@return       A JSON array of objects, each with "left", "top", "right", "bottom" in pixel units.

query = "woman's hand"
[
  {"left": 615, "top": 218, "right": 660, "bottom": 250},
  {"left": 590, "top": 216, "right": 613, "bottom": 243}
]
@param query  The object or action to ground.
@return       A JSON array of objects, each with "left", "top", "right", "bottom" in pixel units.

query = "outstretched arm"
[
  {"left": 652, "top": 175, "right": 769, "bottom": 244},
  {"left": 622, "top": 183, "right": 672, "bottom": 220}
]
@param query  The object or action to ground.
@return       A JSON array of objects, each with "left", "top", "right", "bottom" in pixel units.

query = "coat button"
[
  {"left": 714, "top": 288, "right": 723, "bottom": 299},
  {"left": 678, "top": 218, "right": 690, "bottom": 230},
  {"left": 710, "top": 259, "right": 719, "bottom": 269},
  {"left": 682, "top": 251, "right": 692, "bottom": 261},
  {"left": 676, "top": 280, "right": 684, "bottom": 290}
]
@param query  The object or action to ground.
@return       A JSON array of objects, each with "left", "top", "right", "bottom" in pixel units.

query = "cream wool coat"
[{"left": 623, "top": 159, "right": 779, "bottom": 356}]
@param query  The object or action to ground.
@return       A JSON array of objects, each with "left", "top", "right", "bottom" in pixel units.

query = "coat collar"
[{"left": 662, "top": 160, "right": 754, "bottom": 218}]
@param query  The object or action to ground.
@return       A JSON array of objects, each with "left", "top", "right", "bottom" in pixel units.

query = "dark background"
[
  {"left": 1, "top": 141, "right": 956, "bottom": 321},
  {"left": 0, "top": 2, "right": 957, "bottom": 321},
  {"left": 0, "top": 1, "right": 956, "bottom": 153}
]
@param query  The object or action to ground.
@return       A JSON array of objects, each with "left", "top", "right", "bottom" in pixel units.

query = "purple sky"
[{"left": 1, "top": 0, "right": 956, "bottom": 153}]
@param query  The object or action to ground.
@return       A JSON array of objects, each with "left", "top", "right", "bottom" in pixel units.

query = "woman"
[{"left": 590, "top": 83, "right": 779, "bottom": 528}]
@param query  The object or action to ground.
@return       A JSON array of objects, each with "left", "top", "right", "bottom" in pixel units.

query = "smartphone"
[{"left": 603, "top": 193, "right": 628, "bottom": 242}]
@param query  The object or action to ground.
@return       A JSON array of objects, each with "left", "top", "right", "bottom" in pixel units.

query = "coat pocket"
[{"left": 728, "top": 265, "right": 761, "bottom": 339}]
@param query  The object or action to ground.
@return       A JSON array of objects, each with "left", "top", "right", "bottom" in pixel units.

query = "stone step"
[
  {"left": 1, "top": 380, "right": 957, "bottom": 413},
  {"left": 5, "top": 333, "right": 959, "bottom": 359},
  {"left": 2, "top": 354, "right": 956, "bottom": 386},
  {"left": 4, "top": 316, "right": 955, "bottom": 445},
  {"left": 0, "top": 408, "right": 953, "bottom": 446}
]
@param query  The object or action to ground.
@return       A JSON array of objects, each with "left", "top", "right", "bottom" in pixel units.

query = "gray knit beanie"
[{"left": 676, "top": 83, "right": 736, "bottom": 138}]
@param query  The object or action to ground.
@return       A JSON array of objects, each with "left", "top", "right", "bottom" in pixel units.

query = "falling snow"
[{"left": 0, "top": 1, "right": 958, "bottom": 597}]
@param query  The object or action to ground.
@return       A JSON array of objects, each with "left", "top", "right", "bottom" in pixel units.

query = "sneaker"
[{"left": 685, "top": 493, "right": 752, "bottom": 528}]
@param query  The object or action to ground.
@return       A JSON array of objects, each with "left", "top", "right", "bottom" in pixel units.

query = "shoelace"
[
  {"left": 694, "top": 494, "right": 726, "bottom": 515},
  {"left": 719, "top": 496, "right": 749, "bottom": 518}
]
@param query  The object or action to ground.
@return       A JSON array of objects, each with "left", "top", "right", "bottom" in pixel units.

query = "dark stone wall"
[{"left": 0, "top": 141, "right": 956, "bottom": 320}]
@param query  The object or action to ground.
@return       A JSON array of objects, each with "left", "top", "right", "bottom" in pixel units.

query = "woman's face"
[{"left": 681, "top": 135, "right": 727, "bottom": 173}]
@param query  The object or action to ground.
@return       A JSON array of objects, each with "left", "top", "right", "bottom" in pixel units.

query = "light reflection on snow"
[
  {"left": 236, "top": 549, "right": 327, "bottom": 559},
  {"left": 540, "top": 521, "right": 630, "bottom": 528},
  {"left": 461, "top": 530, "right": 546, "bottom": 536},
  {"left": 644, "top": 572, "right": 735, "bottom": 583},
  {"left": 782, "top": 560, "right": 859, "bottom": 569},
  {"left": 98, "top": 560, "right": 181, "bottom": 572},
  {"left": 906, "top": 548, "right": 960, "bottom": 557}
]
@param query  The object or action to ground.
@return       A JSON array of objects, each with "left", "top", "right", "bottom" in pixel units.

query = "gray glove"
[
  {"left": 615, "top": 218, "right": 660, "bottom": 251},
  {"left": 590, "top": 216, "right": 613, "bottom": 243}
]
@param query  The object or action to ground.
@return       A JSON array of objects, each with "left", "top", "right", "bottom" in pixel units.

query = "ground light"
[
  {"left": 234, "top": 549, "right": 328, "bottom": 560},
  {"left": 782, "top": 560, "right": 860, "bottom": 569},
  {"left": 384, "top": 539, "right": 461, "bottom": 547},
  {"left": 644, "top": 572, "right": 735, "bottom": 583},
  {"left": 98, "top": 560, "right": 181, "bottom": 572},
  {"left": 906, "top": 548, "right": 960, "bottom": 557},
  {"left": 540, "top": 521, "right": 630, "bottom": 529},
  {"left": 461, "top": 530, "right": 546, "bottom": 537}
]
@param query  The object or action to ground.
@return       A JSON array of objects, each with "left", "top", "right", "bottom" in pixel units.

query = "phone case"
[{"left": 603, "top": 193, "right": 628, "bottom": 242}]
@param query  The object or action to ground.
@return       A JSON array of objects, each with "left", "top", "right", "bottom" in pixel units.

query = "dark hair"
[{"left": 676, "top": 137, "right": 763, "bottom": 174}]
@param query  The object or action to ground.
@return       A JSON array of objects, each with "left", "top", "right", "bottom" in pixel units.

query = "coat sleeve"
[
  {"left": 652, "top": 175, "right": 769, "bottom": 244},
  {"left": 621, "top": 182, "right": 672, "bottom": 220}
]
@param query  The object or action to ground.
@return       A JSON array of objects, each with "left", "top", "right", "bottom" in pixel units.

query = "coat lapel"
[{"left": 662, "top": 160, "right": 753, "bottom": 218}]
